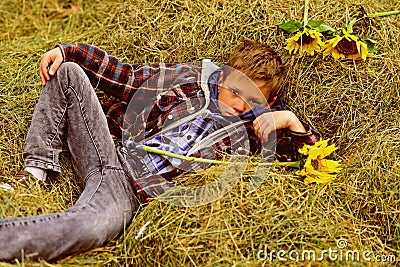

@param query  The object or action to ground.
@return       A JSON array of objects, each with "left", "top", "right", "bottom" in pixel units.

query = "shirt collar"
[{"left": 207, "top": 68, "right": 222, "bottom": 101}]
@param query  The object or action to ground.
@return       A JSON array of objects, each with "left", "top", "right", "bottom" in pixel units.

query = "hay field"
[{"left": 0, "top": 0, "right": 399, "bottom": 266}]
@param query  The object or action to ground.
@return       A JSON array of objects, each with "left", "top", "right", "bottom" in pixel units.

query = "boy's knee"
[
  {"left": 57, "top": 62, "right": 86, "bottom": 80},
  {"left": 52, "top": 62, "right": 91, "bottom": 95},
  {"left": 58, "top": 61, "right": 82, "bottom": 72}
]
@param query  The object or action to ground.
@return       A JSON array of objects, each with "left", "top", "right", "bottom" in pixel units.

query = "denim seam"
[
  {"left": 0, "top": 207, "right": 85, "bottom": 228},
  {"left": 84, "top": 168, "right": 99, "bottom": 184},
  {"left": 46, "top": 103, "right": 67, "bottom": 147},
  {"left": 24, "top": 159, "right": 62, "bottom": 173},
  {"left": 104, "top": 166, "right": 124, "bottom": 171},
  {"left": 83, "top": 168, "right": 126, "bottom": 203},
  {"left": 67, "top": 85, "right": 105, "bottom": 173},
  {"left": 49, "top": 105, "right": 68, "bottom": 170},
  {"left": 86, "top": 170, "right": 103, "bottom": 204}
]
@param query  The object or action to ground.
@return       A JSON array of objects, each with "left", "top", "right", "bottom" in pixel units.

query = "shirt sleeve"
[
  {"left": 242, "top": 119, "right": 320, "bottom": 162},
  {"left": 57, "top": 43, "right": 162, "bottom": 102},
  {"left": 274, "top": 121, "right": 320, "bottom": 162}
]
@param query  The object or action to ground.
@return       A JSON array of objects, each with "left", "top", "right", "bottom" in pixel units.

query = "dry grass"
[{"left": 0, "top": 0, "right": 399, "bottom": 266}]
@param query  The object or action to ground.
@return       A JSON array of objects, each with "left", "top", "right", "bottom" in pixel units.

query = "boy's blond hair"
[{"left": 225, "top": 40, "right": 286, "bottom": 101}]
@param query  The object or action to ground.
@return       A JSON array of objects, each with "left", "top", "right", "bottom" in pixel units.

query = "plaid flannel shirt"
[{"left": 58, "top": 43, "right": 320, "bottom": 203}]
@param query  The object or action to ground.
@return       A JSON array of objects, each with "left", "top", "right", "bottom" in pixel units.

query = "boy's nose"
[{"left": 233, "top": 98, "right": 249, "bottom": 113}]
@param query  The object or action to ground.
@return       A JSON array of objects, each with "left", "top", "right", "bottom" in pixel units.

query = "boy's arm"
[
  {"left": 253, "top": 110, "right": 307, "bottom": 140},
  {"left": 39, "top": 44, "right": 161, "bottom": 102}
]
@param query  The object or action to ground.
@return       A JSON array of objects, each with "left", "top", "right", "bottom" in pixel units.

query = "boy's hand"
[
  {"left": 39, "top": 47, "right": 63, "bottom": 86},
  {"left": 253, "top": 111, "right": 307, "bottom": 142}
]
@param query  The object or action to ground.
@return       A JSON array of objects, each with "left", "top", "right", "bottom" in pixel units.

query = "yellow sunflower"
[
  {"left": 285, "top": 27, "right": 324, "bottom": 56},
  {"left": 322, "top": 29, "right": 373, "bottom": 61},
  {"left": 296, "top": 139, "right": 342, "bottom": 185}
]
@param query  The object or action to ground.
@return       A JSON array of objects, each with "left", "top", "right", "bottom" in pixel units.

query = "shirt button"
[
  {"left": 168, "top": 115, "right": 173, "bottom": 120},
  {"left": 156, "top": 95, "right": 162, "bottom": 100}
]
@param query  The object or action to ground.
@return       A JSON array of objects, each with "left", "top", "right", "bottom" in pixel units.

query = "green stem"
[
  {"left": 346, "top": 18, "right": 357, "bottom": 34},
  {"left": 303, "top": 0, "right": 309, "bottom": 26},
  {"left": 367, "top": 10, "right": 400, "bottom": 18},
  {"left": 347, "top": 10, "right": 400, "bottom": 33},
  {"left": 142, "top": 145, "right": 228, "bottom": 165},
  {"left": 141, "top": 145, "right": 301, "bottom": 168}
]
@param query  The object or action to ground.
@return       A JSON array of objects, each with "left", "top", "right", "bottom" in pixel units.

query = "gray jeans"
[{"left": 0, "top": 62, "right": 140, "bottom": 261}]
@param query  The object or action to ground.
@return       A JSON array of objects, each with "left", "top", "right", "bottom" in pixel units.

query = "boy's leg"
[
  {"left": 23, "top": 62, "right": 114, "bottom": 185},
  {"left": 0, "top": 62, "right": 139, "bottom": 261}
]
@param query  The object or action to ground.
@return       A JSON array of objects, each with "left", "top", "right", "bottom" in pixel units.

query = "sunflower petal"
[
  {"left": 285, "top": 28, "right": 323, "bottom": 57},
  {"left": 297, "top": 139, "right": 342, "bottom": 185}
]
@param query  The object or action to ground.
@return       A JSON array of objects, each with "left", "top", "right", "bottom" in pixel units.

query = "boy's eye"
[
  {"left": 231, "top": 89, "right": 239, "bottom": 95},
  {"left": 250, "top": 99, "right": 261, "bottom": 105}
]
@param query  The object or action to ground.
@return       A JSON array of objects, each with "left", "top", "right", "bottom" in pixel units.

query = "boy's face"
[{"left": 217, "top": 70, "right": 274, "bottom": 116}]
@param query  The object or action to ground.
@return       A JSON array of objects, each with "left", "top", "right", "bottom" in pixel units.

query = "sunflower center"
[
  {"left": 335, "top": 38, "right": 358, "bottom": 55},
  {"left": 296, "top": 34, "right": 315, "bottom": 45},
  {"left": 311, "top": 159, "right": 320, "bottom": 170}
]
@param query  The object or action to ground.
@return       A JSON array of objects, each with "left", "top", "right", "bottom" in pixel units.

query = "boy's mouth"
[{"left": 222, "top": 110, "right": 238, "bottom": 116}]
